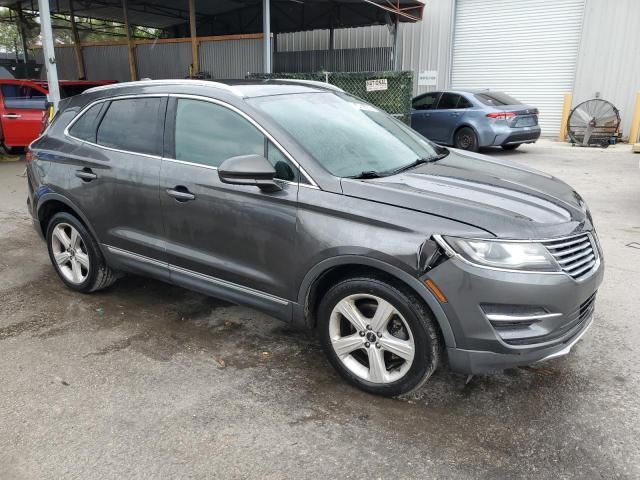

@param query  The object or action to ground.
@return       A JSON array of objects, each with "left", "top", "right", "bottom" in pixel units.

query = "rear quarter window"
[{"left": 68, "top": 103, "right": 104, "bottom": 143}]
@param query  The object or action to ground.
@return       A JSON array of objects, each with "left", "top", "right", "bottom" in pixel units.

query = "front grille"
[
  {"left": 543, "top": 233, "right": 598, "bottom": 280},
  {"left": 504, "top": 292, "right": 596, "bottom": 346}
]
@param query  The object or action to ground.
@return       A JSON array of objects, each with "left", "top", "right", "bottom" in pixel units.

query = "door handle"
[
  {"left": 166, "top": 186, "right": 196, "bottom": 202},
  {"left": 2, "top": 113, "right": 21, "bottom": 119},
  {"left": 75, "top": 168, "right": 97, "bottom": 181},
  {"left": 450, "top": 112, "right": 460, "bottom": 117}
]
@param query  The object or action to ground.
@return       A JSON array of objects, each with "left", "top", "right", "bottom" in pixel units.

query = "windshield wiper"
[
  {"left": 350, "top": 170, "right": 382, "bottom": 179},
  {"left": 385, "top": 151, "right": 450, "bottom": 176}
]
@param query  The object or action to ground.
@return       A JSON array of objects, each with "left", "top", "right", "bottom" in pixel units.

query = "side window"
[
  {"left": 1, "top": 84, "right": 47, "bottom": 109},
  {"left": 457, "top": 95, "right": 473, "bottom": 109},
  {"left": 436, "top": 93, "right": 461, "bottom": 110},
  {"left": 412, "top": 93, "right": 439, "bottom": 111},
  {"left": 97, "top": 97, "right": 163, "bottom": 156},
  {"left": 68, "top": 103, "right": 104, "bottom": 143},
  {"left": 267, "top": 142, "right": 298, "bottom": 182},
  {"left": 174, "top": 99, "right": 264, "bottom": 168}
]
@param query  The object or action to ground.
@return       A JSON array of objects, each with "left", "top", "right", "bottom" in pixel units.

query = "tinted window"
[
  {"left": 97, "top": 97, "right": 163, "bottom": 156},
  {"left": 1, "top": 84, "right": 47, "bottom": 109},
  {"left": 412, "top": 93, "right": 439, "bottom": 111},
  {"left": 475, "top": 92, "right": 521, "bottom": 106},
  {"left": 457, "top": 96, "right": 473, "bottom": 109},
  {"left": 437, "top": 93, "right": 460, "bottom": 110},
  {"left": 174, "top": 99, "right": 264, "bottom": 168},
  {"left": 69, "top": 103, "right": 104, "bottom": 142},
  {"left": 267, "top": 142, "right": 297, "bottom": 182}
]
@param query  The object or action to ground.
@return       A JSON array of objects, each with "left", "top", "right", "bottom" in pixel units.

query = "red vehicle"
[{"left": 0, "top": 79, "right": 115, "bottom": 152}]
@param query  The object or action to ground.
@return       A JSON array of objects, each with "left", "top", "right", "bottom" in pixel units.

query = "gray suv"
[{"left": 26, "top": 80, "right": 603, "bottom": 396}]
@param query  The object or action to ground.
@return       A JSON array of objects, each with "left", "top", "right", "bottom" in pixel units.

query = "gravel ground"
[{"left": 1, "top": 140, "right": 639, "bottom": 479}]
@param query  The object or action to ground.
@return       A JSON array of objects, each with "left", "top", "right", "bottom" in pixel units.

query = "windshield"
[{"left": 248, "top": 92, "right": 444, "bottom": 178}]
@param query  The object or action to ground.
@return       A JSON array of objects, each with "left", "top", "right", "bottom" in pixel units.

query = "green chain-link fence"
[{"left": 247, "top": 71, "right": 414, "bottom": 124}]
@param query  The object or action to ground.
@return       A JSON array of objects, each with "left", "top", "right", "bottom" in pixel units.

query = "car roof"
[{"left": 82, "top": 78, "right": 343, "bottom": 98}]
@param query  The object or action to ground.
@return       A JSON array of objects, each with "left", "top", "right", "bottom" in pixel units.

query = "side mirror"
[{"left": 218, "top": 154, "right": 282, "bottom": 192}]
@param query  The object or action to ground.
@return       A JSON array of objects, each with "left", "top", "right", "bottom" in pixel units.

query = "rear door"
[
  {"left": 410, "top": 92, "right": 440, "bottom": 139},
  {"left": 64, "top": 95, "right": 168, "bottom": 265},
  {"left": 160, "top": 96, "right": 299, "bottom": 308},
  {"left": 0, "top": 82, "right": 48, "bottom": 147}
]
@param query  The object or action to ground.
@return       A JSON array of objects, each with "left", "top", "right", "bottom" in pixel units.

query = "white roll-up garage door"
[{"left": 451, "top": 0, "right": 585, "bottom": 135}]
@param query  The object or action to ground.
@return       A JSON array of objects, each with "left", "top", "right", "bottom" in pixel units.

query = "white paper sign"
[
  {"left": 418, "top": 70, "right": 438, "bottom": 87},
  {"left": 365, "top": 79, "right": 388, "bottom": 92}
]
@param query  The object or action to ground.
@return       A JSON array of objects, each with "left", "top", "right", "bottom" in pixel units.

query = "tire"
[
  {"left": 2, "top": 143, "right": 24, "bottom": 155},
  {"left": 501, "top": 144, "right": 520, "bottom": 151},
  {"left": 317, "top": 276, "right": 441, "bottom": 397},
  {"left": 46, "top": 212, "right": 116, "bottom": 293},
  {"left": 454, "top": 127, "right": 479, "bottom": 152}
]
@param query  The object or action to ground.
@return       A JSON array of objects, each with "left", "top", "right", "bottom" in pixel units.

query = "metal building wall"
[
  {"left": 274, "top": 47, "right": 393, "bottom": 73},
  {"left": 83, "top": 45, "right": 130, "bottom": 82},
  {"left": 32, "top": 47, "right": 79, "bottom": 80},
  {"left": 199, "top": 39, "right": 263, "bottom": 79},
  {"left": 136, "top": 42, "right": 192, "bottom": 79},
  {"left": 274, "top": 0, "right": 454, "bottom": 95},
  {"left": 573, "top": 0, "right": 640, "bottom": 138}
]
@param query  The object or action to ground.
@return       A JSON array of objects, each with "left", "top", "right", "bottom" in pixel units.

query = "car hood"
[{"left": 340, "top": 149, "right": 593, "bottom": 239}]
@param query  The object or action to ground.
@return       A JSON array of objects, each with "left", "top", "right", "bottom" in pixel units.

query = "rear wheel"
[
  {"left": 46, "top": 212, "right": 116, "bottom": 293},
  {"left": 318, "top": 276, "right": 441, "bottom": 396},
  {"left": 501, "top": 144, "right": 520, "bottom": 150},
  {"left": 454, "top": 127, "right": 479, "bottom": 152}
]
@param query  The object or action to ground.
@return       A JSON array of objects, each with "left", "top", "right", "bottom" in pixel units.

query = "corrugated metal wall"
[
  {"left": 136, "top": 42, "right": 192, "bottom": 79},
  {"left": 274, "top": 47, "right": 393, "bottom": 73},
  {"left": 83, "top": 45, "right": 130, "bottom": 82},
  {"left": 199, "top": 38, "right": 263, "bottom": 79},
  {"left": 32, "top": 47, "right": 78, "bottom": 80},
  {"left": 573, "top": 0, "right": 640, "bottom": 138},
  {"left": 275, "top": 0, "right": 453, "bottom": 95}
]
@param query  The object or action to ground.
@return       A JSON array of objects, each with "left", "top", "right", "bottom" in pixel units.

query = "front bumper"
[{"left": 424, "top": 240, "right": 604, "bottom": 374}]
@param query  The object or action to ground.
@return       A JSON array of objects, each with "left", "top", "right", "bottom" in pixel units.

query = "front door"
[
  {"left": 160, "top": 97, "right": 300, "bottom": 308},
  {"left": 0, "top": 82, "right": 48, "bottom": 147},
  {"left": 410, "top": 92, "right": 440, "bottom": 141}
]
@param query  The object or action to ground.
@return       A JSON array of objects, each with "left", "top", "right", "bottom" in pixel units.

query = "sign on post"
[{"left": 418, "top": 70, "right": 438, "bottom": 88}]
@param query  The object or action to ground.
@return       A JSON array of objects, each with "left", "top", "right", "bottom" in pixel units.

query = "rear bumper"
[
  {"left": 477, "top": 123, "right": 541, "bottom": 147},
  {"left": 499, "top": 128, "right": 542, "bottom": 146}
]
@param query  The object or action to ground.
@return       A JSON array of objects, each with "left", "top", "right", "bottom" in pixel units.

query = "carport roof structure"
[{"left": 0, "top": 1, "right": 425, "bottom": 32}]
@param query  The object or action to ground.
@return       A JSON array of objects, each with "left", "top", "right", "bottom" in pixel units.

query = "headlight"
[{"left": 443, "top": 237, "right": 560, "bottom": 272}]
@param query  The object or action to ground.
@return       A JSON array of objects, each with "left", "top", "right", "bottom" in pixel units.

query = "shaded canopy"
[{"left": 0, "top": 0, "right": 424, "bottom": 35}]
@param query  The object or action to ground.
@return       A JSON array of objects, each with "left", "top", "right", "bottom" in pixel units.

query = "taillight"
[
  {"left": 486, "top": 112, "right": 516, "bottom": 120},
  {"left": 25, "top": 150, "right": 33, "bottom": 163}
]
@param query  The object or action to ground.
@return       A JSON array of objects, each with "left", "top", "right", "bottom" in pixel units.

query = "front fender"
[{"left": 295, "top": 255, "right": 456, "bottom": 348}]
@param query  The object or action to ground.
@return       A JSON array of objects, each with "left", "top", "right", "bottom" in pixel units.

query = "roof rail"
[
  {"left": 273, "top": 78, "right": 344, "bottom": 93},
  {"left": 83, "top": 79, "right": 242, "bottom": 96}
]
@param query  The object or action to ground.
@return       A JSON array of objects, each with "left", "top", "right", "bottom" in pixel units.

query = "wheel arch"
[
  {"left": 451, "top": 123, "right": 480, "bottom": 145},
  {"left": 295, "top": 255, "right": 456, "bottom": 348},
  {"left": 36, "top": 193, "right": 106, "bottom": 256}
]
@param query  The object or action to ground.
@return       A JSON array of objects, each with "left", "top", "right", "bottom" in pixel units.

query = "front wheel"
[
  {"left": 454, "top": 127, "right": 479, "bottom": 152},
  {"left": 318, "top": 276, "right": 441, "bottom": 396}
]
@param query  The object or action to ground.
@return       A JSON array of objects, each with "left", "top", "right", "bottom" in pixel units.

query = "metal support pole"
[
  {"left": 69, "top": 0, "right": 86, "bottom": 79},
  {"left": 392, "top": 14, "right": 400, "bottom": 70},
  {"left": 263, "top": 0, "right": 271, "bottom": 73},
  {"left": 188, "top": 0, "right": 199, "bottom": 77},
  {"left": 38, "top": 0, "right": 60, "bottom": 112},
  {"left": 15, "top": 5, "right": 30, "bottom": 77},
  {"left": 329, "top": 28, "right": 334, "bottom": 51},
  {"left": 122, "top": 0, "right": 138, "bottom": 81}
]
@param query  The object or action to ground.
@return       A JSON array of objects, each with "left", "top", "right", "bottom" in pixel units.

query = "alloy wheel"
[
  {"left": 328, "top": 294, "right": 415, "bottom": 384},
  {"left": 50, "top": 223, "right": 90, "bottom": 284}
]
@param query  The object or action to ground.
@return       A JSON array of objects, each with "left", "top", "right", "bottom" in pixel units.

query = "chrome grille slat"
[
  {"left": 564, "top": 254, "right": 596, "bottom": 271},
  {"left": 558, "top": 250, "right": 593, "bottom": 265},
  {"left": 542, "top": 233, "right": 598, "bottom": 280}
]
